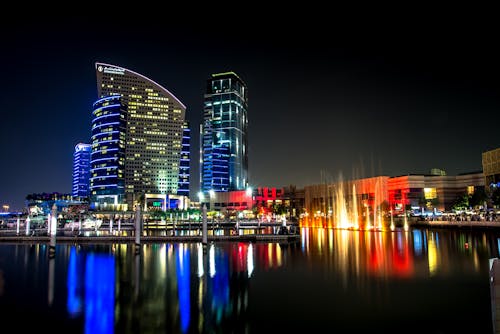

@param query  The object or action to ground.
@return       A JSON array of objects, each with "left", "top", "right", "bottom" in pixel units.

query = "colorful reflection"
[
  {"left": 176, "top": 244, "right": 190, "bottom": 333},
  {"left": 66, "top": 247, "right": 115, "bottom": 334},
  {"left": 24, "top": 228, "right": 500, "bottom": 333},
  {"left": 152, "top": 243, "right": 253, "bottom": 333},
  {"left": 1, "top": 228, "right": 498, "bottom": 333},
  {"left": 67, "top": 247, "right": 83, "bottom": 317},
  {"left": 299, "top": 227, "right": 496, "bottom": 280}
]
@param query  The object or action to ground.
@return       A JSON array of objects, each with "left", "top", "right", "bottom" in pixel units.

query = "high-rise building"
[
  {"left": 200, "top": 72, "right": 248, "bottom": 193},
  {"left": 94, "top": 63, "right": 188, "bottom": 208},
  {"left": 72, "top": 143, "right": 92, "bottom": 198},
  {"left": 90, "top": 95, "right": 126, "bottom": 204},
  {"left": 177, "top": 121, "right": 190, "bottom": 197}
]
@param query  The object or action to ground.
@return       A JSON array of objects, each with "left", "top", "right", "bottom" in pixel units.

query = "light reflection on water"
[
  {"left": 0, "top": 227, "right": 498, "bottom": 333},
  {"left": 299, "top": 227, "right": 497, "bottom": 279}
]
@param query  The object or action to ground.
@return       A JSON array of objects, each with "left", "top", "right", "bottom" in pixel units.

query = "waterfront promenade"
[
  {"left": 2, "top": 219, "right": 500, "bottom": 244},
  {"left": 0, "top": 233, "right": 300, "bottom": 244},
  {"left": 412, "top": 219, "right": 500, "bottom": 229},
  {"left": 0, "top": 220, "right": 301, "bottom": 244}
]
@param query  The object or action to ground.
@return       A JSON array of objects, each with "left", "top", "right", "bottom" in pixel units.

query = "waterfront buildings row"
[
  {"left": 62, "top": 63, "right": 500, "bottom": 220},
  {"left": 71, "top": 64, "right": 249, "bottom": 212},
  {"left": 201, "top": 171, "right": 486, "bottom": 220}
]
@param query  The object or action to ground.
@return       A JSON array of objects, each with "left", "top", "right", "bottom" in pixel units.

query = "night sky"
[{"left": 1, "top": 14, "right": 499, "bottom": 210}]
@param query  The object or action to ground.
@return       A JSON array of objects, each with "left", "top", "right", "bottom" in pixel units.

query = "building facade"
[
  {"left": 177, "top": 121, "right": 190, "bottom": 197},
  {"left": 94, "top": 63, "right": 188, "bottom": 209},
  {"left": 200, "top": 72, "right": 248, "bottom": 193},
  {"left": 388, "top": 172, "right": 484, "bottom": 212},
  {"left": 482, "top": 147, "right": 500, "bottom": 187},
  {"left": 72, "top": 143, "right": 92, "bottom": 198},
  {"left": 303, "top": 172, "right": 485, "bottom": 222},
  {"left": 90, "top": 95, "right": 126, "bottom": 205}
]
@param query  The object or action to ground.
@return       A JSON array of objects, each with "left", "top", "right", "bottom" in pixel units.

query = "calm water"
[{"left": 0, "top": 227, "right": 498, "bottom": 333}]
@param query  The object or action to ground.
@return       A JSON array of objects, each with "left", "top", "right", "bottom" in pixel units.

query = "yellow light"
[{"left": 424, "top": 188, "right": 437, "bottom": 200}]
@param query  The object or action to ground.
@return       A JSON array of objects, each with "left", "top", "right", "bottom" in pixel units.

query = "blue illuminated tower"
[
  {"left": 200, "top": 72, "right": 248, "bottom": 193},
  {"left": 72, "top": 143, "right": 91, "bottom": 198},
  {"left": 177, "top": 121, "right": 190, "bottom": 197},
  {"left": 90, "top": 95, "right": 126, "bottom": 204}
]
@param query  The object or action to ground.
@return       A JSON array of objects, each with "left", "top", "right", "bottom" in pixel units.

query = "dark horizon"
[{"left": 1, "top": 15, "right": 499, "bottom": 210}]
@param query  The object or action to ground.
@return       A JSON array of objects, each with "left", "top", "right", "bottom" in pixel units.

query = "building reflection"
[
  {"left": 67, "top": 247, "right": 83, "bottom": 317},
  {"left": 176, "top": 244, "right": 190, "bottom": 333},
  {"left": 108, "top": 242, "right": 256, "bottom": 333},
  {"left": 56, "top": 227, "right": 499, "bottom": 333},
  {"left": 66, "top": 246, "right": 115, "bottom": 334},
  {"left": 84, "top": 254, "right": 115, "bottom": 334},
  {"left": 299, "top": 227, "right": 496, "bottom": 284}
]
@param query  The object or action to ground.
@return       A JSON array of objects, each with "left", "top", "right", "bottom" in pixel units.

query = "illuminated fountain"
[
  {"left": 403, "top": 212, "right": 409, "bottom": 231},
  {"left": 303, "top": 173, "right": 392, "bottom": 231},
  {"left": 334, "top": 178, "right": 350, "bottom": 229},
  {"left": 390, "top": 210, "right": 395, "bottom": 231}
]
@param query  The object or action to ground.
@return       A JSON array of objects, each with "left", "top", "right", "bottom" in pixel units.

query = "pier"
[
  {"left": 412, "top": 220, "right": 500, "bottom": 229},
  {"left": 0, "top": 220, "right": 300, "bottom": 244}
]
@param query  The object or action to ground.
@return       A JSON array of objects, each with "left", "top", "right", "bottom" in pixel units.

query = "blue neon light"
[
  {"left": 95, "top": 103, "right": 121, "bottom": 110},
  {"left": 90, "top": 175, "right": 118, "bottom": 180},
  {"left": 95, "top": 139, "right": 120, "bottom": 145},
  {"left": 90, "top": 184, "right": 119, "bottom": 189},
  {"left": 91, "top": 131, "right": 120, "bottom": 139},
  {"left": 91, "top": 166, "right": 118, "bottom": 171},
  {"left": 93, "top": 112, "right": 121, "bottom": 122},
  {"left": 91, "top": 157, "right": 118, "bottom": 163},
  {"left": 93, "top": 95, "right": 121, "bottom": 107},
  {"left": 91, "top": 148, "right": 119, "bottom": 155},
  {"left": 92, "top": 122, "right": 120, "bottom": 129}
]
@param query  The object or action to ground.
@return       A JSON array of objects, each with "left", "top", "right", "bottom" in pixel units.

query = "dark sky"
[{"left": 1, "top": 14, "right": 499, "bottom": 210}]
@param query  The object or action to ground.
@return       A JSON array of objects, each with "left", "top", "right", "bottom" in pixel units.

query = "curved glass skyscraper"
[
  {"left": 201, "top": 72, "right": 248, "bottom": 193},
  {"left": 90, "top": 95, "right": 126, "bottom": 204},
  {"left": 94, "top": 63, "right": 188, "bottom": 208}
]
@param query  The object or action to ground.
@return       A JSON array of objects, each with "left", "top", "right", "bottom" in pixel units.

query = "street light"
[{"left": 197, "top": 191, "right": 204, "bottom": 201}]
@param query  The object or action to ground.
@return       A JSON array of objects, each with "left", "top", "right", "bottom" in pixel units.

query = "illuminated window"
[
  {"left": 424, "top": 188, "right": 437, "bottom": 199},
  {"left": 467, "top": 186, "right": 475, "bottom": 195}
]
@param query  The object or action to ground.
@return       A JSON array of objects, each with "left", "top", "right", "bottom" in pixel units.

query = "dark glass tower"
[
  {"left": 72, "top": 143, "right": 91, "bottom": 198},
  {"left": 200, "top": 72, "right": 248, "bottom": 193},
  {"left": 90, "top": 95, "right": 126, "bottom": 204}
]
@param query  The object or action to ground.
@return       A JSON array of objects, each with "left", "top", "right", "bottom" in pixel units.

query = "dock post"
[
  {"left": 49, "top": 203, "right": 57, "bottom": 258},
  {"left": 202, "top": 204, "right": 208, "bottom": 247},
  {"left": 25, "top": 216, "right": 30, "bottom": 236},
  {"left": 135, "top": 205, "right": 142, "bottom": 255}
]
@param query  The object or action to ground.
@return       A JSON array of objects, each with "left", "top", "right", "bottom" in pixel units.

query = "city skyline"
[{"left": 1, "top": 16, "right": 499, "bottom": 210}]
